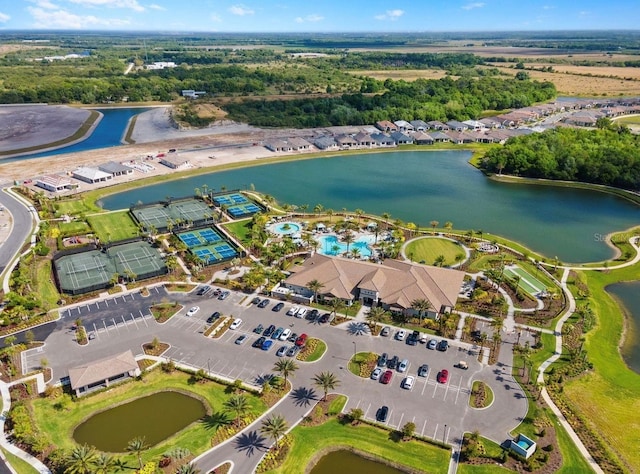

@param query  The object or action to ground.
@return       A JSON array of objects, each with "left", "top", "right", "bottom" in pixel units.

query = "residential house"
[
  {"left": 354, "top": 131, "right": 375, "bottom": 148},
  {"left": 371, "top": 133, "right": 396, "bottom": 147},
  {"left": 159, "top": 155, "right": 191, "bottom": 169},
  {"left": 410, "top": 120, "right": 429, "bottom": 132},
  {"left": 446, "top": 120, "right": 469, "bottom": 132},
  {"left": 390, "top": 131, "right": 414, "bottom": 145},
  {"left": 427, "top": 131, "right": 451, "bottom": 143},
  {"left": 394, "top": 120, "right": 414, "bottom": 133},
  {"left": 35, "top": 175, "right": 75, "bottom": 193},
  {"left": 287, "top": 137, "right": 312, "bottom": 151},
  {"left": 72, "top": 167, "right": 113, "bottom": 184},
  {"left": 427, "top": 121, "right": 449, "bottom": 131},
  {"left": 313, "top": 136, "right": 339, "bottom": 151},
  {"left": 375, "top": 120, "right": 398, "bottom": 132},
  {"left": 462, "top": 120, "right": 485, "bottom": 131},
  {"left": 334, "top": 134, "right": 358, "bottom": 149},
  {"left": 412, "top": 131, "right": 434, "bottom": 145},
  {"left": 264, "top": 139, "right": 293, "bottom": 152},
  {"left": 98, "top": 161, "right": 133, "bottom": 177}
]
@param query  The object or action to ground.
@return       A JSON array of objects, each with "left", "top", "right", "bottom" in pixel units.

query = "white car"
[
  {"left": 229, "top": 318, "right": 243, "bottom": 330},
  {"left": 186, "top": 306, "right": 200, "bottom": 317},
  {"left": 279, "top": 328, "right": 292, "bottom": 341},
  {"left": 370, "top": 367, "right": 383, "bottom": 381},
  {"left": 402, "top": 375, "right": 415, "bottom": 390},
  {"left": 295, "top": 308, "right": 307, "bottom": 319},
  {"left": 395, "top": 329, "right": 406, "bottom": 341},
  {"left": 287, "top": 306, "right": 299, "bottom": 316}
]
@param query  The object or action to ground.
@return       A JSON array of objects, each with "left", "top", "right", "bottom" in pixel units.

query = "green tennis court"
[{"left": 504, "top": 265, "right": 546, "bottom": 296}]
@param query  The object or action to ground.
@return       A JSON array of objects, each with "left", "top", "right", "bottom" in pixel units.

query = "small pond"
[
  {"left": 309, "top": 449, "right": 406, "bottom": 474},
  {"left": 73, "top": 391, "right": 206, "bottom": 452}
]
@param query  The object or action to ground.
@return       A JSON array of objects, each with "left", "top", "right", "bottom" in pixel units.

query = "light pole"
[
  {"left": 207, "top": 358, "right": 211, "bottom": 375},
  {"left": 352, "top": 341, "right": 357, "bottom": 359},
  {"left": 443, "top": 424, "right": 447, "bottom": 444}
]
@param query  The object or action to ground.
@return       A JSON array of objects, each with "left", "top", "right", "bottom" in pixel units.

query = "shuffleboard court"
[{"left": 504, "top": 265, "right": 547, "bottom": 296}]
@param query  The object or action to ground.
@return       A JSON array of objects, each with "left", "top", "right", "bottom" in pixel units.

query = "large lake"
[
  {"left": 100, "top": 150, "right": 639, "bottom": 263},
  {"left": 607, "top": 281, "right": 640, "bottom": 374}
]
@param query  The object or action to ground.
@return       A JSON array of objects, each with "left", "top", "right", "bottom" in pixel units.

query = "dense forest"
[
  {"left": 482, "top": 126, "right": 640, "bottom": 190},
  {"left": 222, "top": 76, "right": 557, "bottom": 127}
]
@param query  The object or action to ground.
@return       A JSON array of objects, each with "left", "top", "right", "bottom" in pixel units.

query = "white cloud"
[
  {"left": 462, "top": 2, "right": 485, "bottom": 10},
  {"left": 211, "top": 13, "right": 222, "bottom": 22},
  {"left": 228, "top": 4, "right": 254, "bottom": 16},
  {"left": 30, "top": 0, "right": 60, "bottom": 9},
  {"left": 0, "top": 12, "right": 10, "bottom": 23},
  {"left": 148, "top": 3, "right": 165, "bottom": 10},
  {"left": 67, "top": 0, "right": 145, "bottom": 12},
  {"left": 374, "top": 9, "right": 404, "bottom": 21},
  {"left": 295, "top": 13, "right": 324, "bottom": 23},
  {"left": 28, "top": 6, "right": 130, "bottom": 28},
  {"left": 542, "top": 5, "right": 555, "bottom": 10}
]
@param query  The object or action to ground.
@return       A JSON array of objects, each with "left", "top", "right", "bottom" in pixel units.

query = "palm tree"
[
  {"left": 65, "top": 444, "right": 97, "bottom": 474},
  {"left": 381, "top": 212, "right": 391, "bottom": 231},
  {"left": 273, "top": 358, "right": 298, "bottom": 389},
  {"left": 444, "top": 221, "right": 453, "bottom": 233},
  {"left": 326, "top": 208, "right": 334, "bottom": 223},
  {"left": 93, "top": 454, "right": 118, "bottom": 474},
  {"left": 341, "top": 232, "right": 355, "bottom": 256},
  {"left": 312, "top": 371, "right": 341, "bottom": 401},
  {"left": 260, "top": 414, "right": 289, "bottom": 450},
  {"left": 314, "top": 203, "right": 324, "bottom": 214},
  {"left": 176, "top": 463, "right": 201, "bottom": 474},
  {"left": 354, "top": 208, "right": 364, "bottom": 225},
  {"left": 306, "top": 279, "right": 324, "bottom": 303},
  {"left": 224, "top": 394, "right": 249, "bottom": 427},
  {"left": 434, "top": 254, "right": 446, "bottom": 267},
  {"left": 406, "top": 222, "right": 417, "bottom": 238},
  {"left": 430, "top": 220, "right": 439, "bottom": 233},
  {"left": 126, "top": 436, "right": 148, "bottom": 469},
  {"left": 411, "top": 298, "right": 432, "bottom": 325},
  {"left": 328, "top": 298, "right": 345, "bottom": 318},
  {"left": 350, "top": 246, "right": 361, "bottom": 259},
  {"left": 366, "top": 306, "right": 388, "bottom": 331}
]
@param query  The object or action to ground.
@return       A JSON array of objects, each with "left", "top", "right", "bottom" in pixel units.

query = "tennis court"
[
  {"left": 192, "top": 242, "right": 238, "bottom": 264},
  {"left": 131, "top": 205, "right": 172, "bottom": 231},
  {"left": 177, "top": 226, "right": 239, "bottom": 265},
  {"left": 504, "top": 265, "right": 547, "bottom": 296},
  {"left": 177, "top": 227, "right": 224, "bottom": 248},
  {"left": 108, "top": 241, "right": 167, "bottom": 280},
  {"left": 131, "top": 198, "right": 215, "bottom": 232},
  {"left": 55, "top": 251, "right": 114, "bottom": 295},
  {"left": 213, "top": 193, "right": 249, "bottom": 206},
  {"left": 172, "top": 199, "right": 212, "bottom": 222},
  {"left": 226, "top": 202, "right": 262, "bottom": 218}
]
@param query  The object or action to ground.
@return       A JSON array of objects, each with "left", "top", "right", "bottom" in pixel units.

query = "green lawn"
[
  {"left": 86, "top": 211, "right": 140, "bottom": 242},
  {"left": 222, "top": 219, "right": 253, "bottom": 245},
  {"left": 58, "top": 221, "right": 91, "bottom": 236},
  {"left": 36, "top": 260, "right": 60, "bottom": 308},
  {"left": 265, "top": 418, "right": 450, "bottom": 474},
  {"left": 31, "top": 370, "right": 268, "bottom": 465},
  {"left": 404, "top": 237, "right": 465, "bottom": 267},
  {"left": 327, "top": 395, "right": 347, "bottom": 416},
  {"left": 458, "top": 465, "right": 512, "bottom": 474},
  {"left": 552, "top": 413, "right": 593, "bottom": 473},
  {"left": 53, "top": 199, "right": 94, "bottom": 217},
  {"left": 1, "top": 448, "right": 39, "bottom": 474}
]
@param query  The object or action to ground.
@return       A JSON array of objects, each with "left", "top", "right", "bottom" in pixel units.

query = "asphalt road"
[{"left": 0, "top": 189, "right": 34, "bottom": 278}]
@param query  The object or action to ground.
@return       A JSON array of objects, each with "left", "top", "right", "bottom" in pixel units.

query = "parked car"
[
  {"left": 296, "top": 308, "right": 307, "bottom": 319},
  {"left": 395, "top": 329, "right": 406, "bottom": 341},
  {"left": 380, "top": 370, "right": 393, "bottom": 384},
  {"left": 218, "top": 290, "right": 230, "bottom": 300},
  {"left": 307, "top": 309, "right": 319, "bottom": 321},
  {"left": 419, "top": 333, "right": 428, "bottom": 344},
  {"left": 377, "top": 352, "right": 388, "bottom": 367},
  {"left": 402, "top": 375, "right": 415, "bottom": 390},
  {"left": 407, "top": 330, "right": 419, "bottom": 346},
  {"left": 186, "top": 306, "right": 200, "bottom": 317},
  {"left": 279, "top": 328, "right": 292, "bottom": 341},
  {"left": 455, "top": 361, "right": 469, "bottom": 370},
  {"left": 251, "top": 296, "right": 262, "bottom": 305},
  {"left": 264, "top": 324, "right": 276, "bottom": 337},
  {"left": 437, "top": 369, "right": 449, "bottom": 384},
  {"left": 387, "top": 355, "right": 399, "bottom": 370},
  {"left": 287, "top": 306, "right": 299, "bottom": 316},
  {"left": 235, "top": 334, "right": 248, "bottom": 345},
  {"left": 371, "top": 367, "right": 383, "bottom": 381},
  {"left": 286, "top": 345, "right": 299, "bottom": 357},
  {"left": 229, "top": 318, "right": 242, "bottom": 330},
  {"left": 258, "top": 298, "right": 270, "bottom": 308},
  {"left": 261, "top": 339, "right": 273, "bottom": 351},
  {"left": 398, "top": 359, "right": 409, "bottom": 373},
  {"left": 319, "top": 313, "right": 331, "bottom": 324},
  {"left": 207, "top": 312, "right": 221, "bottom": 323},
  {"left": 276, "top": 346, "right": 288, "bottom": 357},
  {"left": 418, "top": 364, "right": 430, "bottom": 377},
  {"left": 437, "top": 340, "right": 449, "bottom": 352},
  {"left": 288, "top": 332, "right": 298, "bottom": 343},
  {"left": 427, "top": 339, "right": 438, "bottom": 350},
  {"left": 272, "top": 327, "right": 284, "bottom": 340},
  {"left": 253, "top": 336, "right": 266, "bottom": 348},
  {"left": 197, "top": 286, "right": 211, "bottom": 296},
  {"left": 272, "top": 302, "right": 285, "bottom": 312},
  {"left": 253, "top": 324, "right": 264, "bottom": 334},
  {"left": 376, "top": 405, "right": 389, "bottom": 422},
  {"left": 294, "top": 333, "right": 308, "bottom": 347},
  {"left": 381, "top": 326, "right": 391, "bottom": 337}
]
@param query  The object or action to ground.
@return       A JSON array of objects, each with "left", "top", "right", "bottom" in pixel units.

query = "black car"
[
  {"left": 218, "top": 290, "right": 230, "bottom": 300},
  {"left": 252, "top": 336, "right": 266, "bottom": 348},
  {"left": 258, "top": 298, "right": 270, "bottom": 308},
  {"left": 286, "top": 345, "right": 299, "bottom": 357},
  {"left": 206, "top": 311, "right": 221, "bottom": 323},
  {"left": 272, "top": 302, "right": 285, "bottom": 312},
  {"left": 319, "top": 313, "right": 331, "bottom": 324},
  {"left": 377, "top": 352, "right": 388, "bottom": 367},
  {"left": 387, "top": 355, "right": 399, "bottom": 370},
  {"left": 197, "top": 285, "right": 210, "bottom": 296},
  {"left": 264, "top": 324, "right": 276, "bottom": 337},
  {"left": 212, "top": 288, "right": 221, "bottom": 297},
  {"left": 376, "top": 405, "right": 389, "bottom": 422},
  {"left": 251, "top": 296, "right": 262, "bottom": 305},
  {"left": 307, "top": 309, "right": 319, "bottom": 321},
  {"left": 253, "top": 324, "right": 264, "bottom": 334},
  {"left": 437, "top": 340, "right": 449, "bottom": 352},
  {"left": 288, "top": 332, "right": 298, "bottom": 343},
  {"left": 407, "top": 330, "right": 420, "bottom": 346}
]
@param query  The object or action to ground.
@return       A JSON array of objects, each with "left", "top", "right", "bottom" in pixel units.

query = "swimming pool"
[
  {"left": 269, "top": 221, "right": 302, "bottom": 236},
  {"left": 317, "top": 234, "right": 375, "bottom": 257}
]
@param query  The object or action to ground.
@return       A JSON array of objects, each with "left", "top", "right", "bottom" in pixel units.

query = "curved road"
[{"left": 0, "top": 188, "right": 35, "bottom": 283}]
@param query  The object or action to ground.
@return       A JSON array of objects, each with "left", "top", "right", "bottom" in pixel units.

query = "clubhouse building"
[{"left": 281, "top": 254, "right": 464, "bottom": 318}]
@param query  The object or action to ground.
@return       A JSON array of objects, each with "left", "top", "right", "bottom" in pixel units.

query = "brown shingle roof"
[{"left": 68, "top": 350, "right": 138, "bottom": 389}]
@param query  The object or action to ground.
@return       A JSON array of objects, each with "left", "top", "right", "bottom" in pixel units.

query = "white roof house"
[{"left": 72, "top": 167, "right": 113, "bottom": 184}]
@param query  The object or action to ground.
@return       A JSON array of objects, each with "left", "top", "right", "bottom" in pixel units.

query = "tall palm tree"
[
  {"left": 306, "top": 279, "right": 324, "bottom": 303},
  {"left": 381, "top": 212, "right": 391, "bottom": 231},
  {"left": 354, "top": 208, "right": 364, "bottom": 225},
  {"left": 341, "top": 232, "right": 355, "bottom": 256},
  {"left": 224, "top": 394, "right": 249, "bottom": 427},
  {"left": 312, "top": 371, "right": 341, "bottom": 401},
  {"left": 93, "top": 453, "right": 118, "bottom": 474},
  {"left": 366, "top": 306, "right": 388, "bottom": 331},
  {"left": 326, "top": 208, "right": 334, "bottom": 223},
  {"left": 430, "top": 220, "right": 439, "bottom": 233},
  {"left": 411, "top": 298, "right": 432, "bottom": 325},
  {"left": 273, "top": 358, "right": 298, "bottom": 389},
  {"left": 328, "top": 298, "right": 345, "bottom": 318},
  {"left": 65, "top": 444, "right": 97, "bottom": 474},
  {"left": 260, "top": 414, "right": 288, "bottom": 450},
  {"left": 126, "top": 436, "right": 148, "bottom": 469}
]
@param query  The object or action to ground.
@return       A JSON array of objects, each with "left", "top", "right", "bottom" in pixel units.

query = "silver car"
[{"left": 370, "top": 367, "right": 383, "bottom": 381}]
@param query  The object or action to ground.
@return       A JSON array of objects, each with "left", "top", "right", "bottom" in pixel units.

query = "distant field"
[
  {"left": 614, "top": 114, "right": 640, "bottom": 125},
  {"left": 527, "top": 64, "right": 640, "bottom": 80},
  {"left": 349, "top": 69, "right": 449, "bottom": 81}
]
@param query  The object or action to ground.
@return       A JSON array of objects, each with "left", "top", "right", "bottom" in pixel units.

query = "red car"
[
  {"left": 294, "top": 333, "right": 308, "bottom": 347},
  {"left": 437, "top": 369, "right": 449, "bottom": 384},
  {"left": 380, "top": 370, "right": 393, "bottom": 385}
]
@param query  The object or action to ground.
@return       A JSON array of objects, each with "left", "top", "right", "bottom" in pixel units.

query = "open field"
[
  {"left": 86, "top": 211, "right": 139, "bottom": 242},
  {"left": 348, "top": 69, "right": 449, "bottom": 81},
  {"left": 404, "top": 237, "right": 464, "bottom": 267},
  {"left": 530, "top": 64, "right": 640, "bottom": 80}
]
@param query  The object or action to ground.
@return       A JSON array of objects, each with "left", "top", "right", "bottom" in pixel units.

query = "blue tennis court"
[
  {"left": 227, "top": 203, "right": 261, "bottom": 217},
  {"left": 177, "top": 227, "right": 239, "bottom": 265}
]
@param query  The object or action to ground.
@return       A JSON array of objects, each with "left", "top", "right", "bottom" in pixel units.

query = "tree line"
[{"left": 482, "top": 126, "right": 640, "bottom": 190}]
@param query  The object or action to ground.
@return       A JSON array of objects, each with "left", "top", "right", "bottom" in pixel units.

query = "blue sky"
[{"left": 0, "top": 0, "right": 637, "bottom": 31}]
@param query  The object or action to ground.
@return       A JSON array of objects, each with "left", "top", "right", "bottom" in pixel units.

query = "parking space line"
[
  {"left": 421, "top": 419, "right": 428, "bottom": 437},
  {"left": 433, "top": 423, "right": 439, "bottom": 440},
  {"left": 120, "top": 315, "right": 130, "bottom": 331},
  {"left": 131, "top": 313, "right": 140, "bottom": 329},
  {"left": 396, "top": 413, "right": 404, "bottom": 430},
  {"left": 104, "top": 299, "right": 108, "bottom": 307},
  {"left": 432, "top": 382, "right": 439, "bottom": 398},
  {"left": 111, "top": 318, "right": 120, "bottom": 333},
  {"left": 94, "top": 301, "right": 99, "bottom": 310},
  {"left": 364, "top": 402, "right": 371, "bottom": 419},
  {"left": 101, "top": 320, "right": 108, "bottom": 333},
  {"left": 454, "top": 378, "right": 463, "bottom": 404}
]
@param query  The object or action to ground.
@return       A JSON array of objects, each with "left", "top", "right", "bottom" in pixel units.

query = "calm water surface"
[
  {"left": 73, "top": 391, "right": 206, "bottom": 452},
  {"left": 309, "top": 450, "right": 405, "bottom": 474},
  {"left": 607, "top": 281, "right": 640, "bottom": 374},
  {"left": 99, "top": 151, "right": 639, "bottom": 263}
]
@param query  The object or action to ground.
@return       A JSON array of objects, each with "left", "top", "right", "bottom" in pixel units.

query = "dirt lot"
[{"left": 348, "top": 69, "right": 449, "bottom": 81}]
